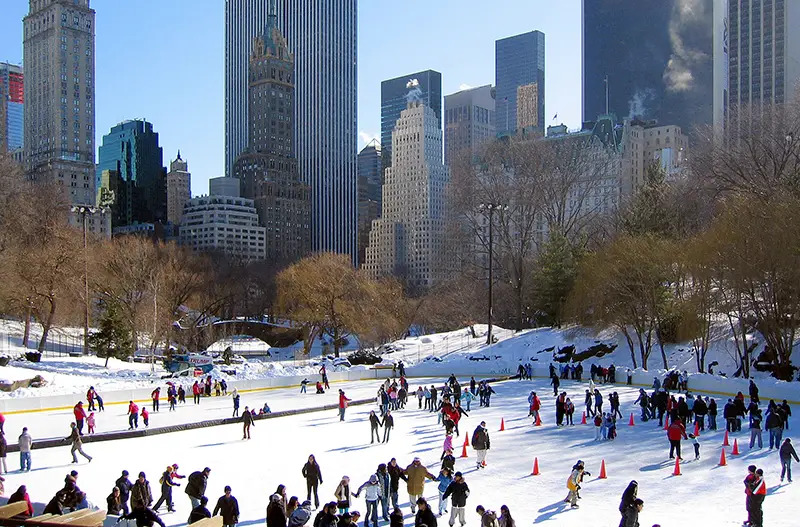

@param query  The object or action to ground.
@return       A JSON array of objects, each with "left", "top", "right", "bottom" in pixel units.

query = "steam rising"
[
  {"left": 406, "top": 79, "right": 423, "bottom": 103},
  {"left": 663, "top": 0, "right": 709, "bottom": 93}
]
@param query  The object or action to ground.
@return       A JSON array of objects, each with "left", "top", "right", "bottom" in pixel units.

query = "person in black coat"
[
  {"left": 618, "top": 480, "right": 637, "bottom": 525},
  {"left": 267, "top": 493, "right": 288, "bottom": 527},
  {"left": 693, "top": 396, "right": 708, "bottom": 431},
  {"left": 749, "top": 380, "right": 760, "bottom": 405},
  {"left": 620, "top": 499, "right": 643, "bottom": 527},
  {"left": 189, "top": 496, "right": 212, "bottom": 524},
  {"left": 186, "top": 468, "right": 211, "bottom": 509},
  {"left": 708, "top": 398, "right": 718, "bottom": 430},
  {"left": 105, "top": 488, "right": 121, "bottom": 516},
  {"left": 387, "top": 458, "right": 406, "bottom": 509},
  {"left": 414, "top": 498, "right": 437, "bottom": 527},
  {"left": 382, "top": 412, "right": 394, "bottom": 443},
  {"left": 116, "top": 501, "right": 166, "bottom": 527},
  {"left": 441, "top": 472, "right": 470, "bottom": 526},
  {"left": 44, "top": 491, "right": 66, "bottom": 516},
  {"left": 116, "top": 470, "right": 134, "bottom": 515},
  {"left": 389, "top": 507, "right": 404, "bottom": 527},
  {"left": 369, "top": 411, "right": 382, "bottom": 444},
  {"left": 780, "top": 438, "right": 800, "bottom": 482},
  {"left": 213, "top": 486, "right": 240, "bottom": 527},
  {"left": 302, "top": 455, "right": 323, "bottom": 509}
]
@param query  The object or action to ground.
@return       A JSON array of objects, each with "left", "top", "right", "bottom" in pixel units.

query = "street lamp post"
[
  {"left": 70, "top": 205, "right": 107, "bottom": 354},
  {"left": 479, "top": 203, "right": 507, "bottom": 345}
]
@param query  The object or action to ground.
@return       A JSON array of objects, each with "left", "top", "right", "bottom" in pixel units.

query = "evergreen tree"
[
  {"left": 531, "top": 232, "right": 582, "bottom": 327},
  {"left": 88, "top": 301, "right": 134, "bottom": 367}
]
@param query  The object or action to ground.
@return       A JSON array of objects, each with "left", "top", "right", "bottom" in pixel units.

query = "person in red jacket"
[
  {"left": 86, "top": 387, "right": 96, "bottom": 411},
  {"left": 128, "top": 401, "right": 140, "bottom": 430},
  {"left": 192, "top": 382, "right": 202, "bottom": 405},
  {"left": 667, "top": 418, "right": 687, "bottom": 460},
  {"left": 73, "top": 402, "right": 87, "bottom": 435},
  {"left": 8, "top": 485, "right": 34, "bottom": 517},
  {"left": 749, "top": 468, "right": 767, "bottom": 527},
  {"left": 338, "top": 390, "right": 351, "bottom": 421},
  {"left": 142, "top": 407, "right": 150, "bottom": 428},
  {"left": 743, "top": 464, "right": 756, "bottom": 526}
]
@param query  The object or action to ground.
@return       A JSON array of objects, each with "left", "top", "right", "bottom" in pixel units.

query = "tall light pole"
[
  {"left": 71, "top": 204, "right": 109, "bottom": 354},
  {"left": 479, "top": 203, "right": 507, "bottom": 345}
]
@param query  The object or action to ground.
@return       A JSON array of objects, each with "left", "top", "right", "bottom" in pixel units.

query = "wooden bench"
[
  {"left": 0, "top": 502, "right": 31, "bottom": 519},
  {"left": 192, "top": 516, "right": 223, "bottom": 527}
]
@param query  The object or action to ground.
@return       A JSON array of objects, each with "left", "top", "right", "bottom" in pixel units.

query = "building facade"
[
  {"left": 582, "top": 0, "right": 713, "bottom": 135},
  {"left": 620, "top": 119, "right": 688, "bottom": 195},
  {"left": 166, "top": 152, "right": 191, "bottom": 225},
  {"left": 0, "top": 62, "right": 24, "bottom": 154},
  {"left": 381, "top": 70, "right": 442, "bottom": 170},
  {"left": 96, "top": 119, "right": 167, "bottom": 229},
  {"left": 179, "top": 177, "right": 266, "bottom": 260},
  {"left": 276, "top": 0, "right": 358, "bottom": 261},
  {"left": 23, "top": 0, "right": 96, "bottom": 207},
  {"left": 234, "top": 12, "right": 311, "bottom": 263},
  {"left": 357, "top": 140, "right": 381, "bottom": 266},
  {"left": 364, "top": 101, "right": 450, "bottom": 290},
  {"left": 713, "top": 0, "right": 800, "bottom": 128},
  {"left": 496, "top": 30, "right": 545, "bottom": 136},
  {"left": 224, "top": 0, "right": 271, "bottom": 177},
  {"left": 444, "top": 85, "right": 496, "bottom": 166}
]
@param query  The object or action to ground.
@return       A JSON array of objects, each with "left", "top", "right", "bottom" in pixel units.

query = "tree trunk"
[
  {"left": 22, "top": 305, "right": 31, "bottom": 348},
  {"left": 37, "top": 298, "right": 56, "bottom": 353},
  {"left": 621, "top": 327, "right": 638, "bottom": 369}
]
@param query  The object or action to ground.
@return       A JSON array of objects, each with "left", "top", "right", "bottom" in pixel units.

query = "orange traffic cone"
[
  {"left": 628, "top": 413, "right": 635, "bottom": 426},
  {"left": 693, "top": 422, "right": 700, "bottom": 437},
  {"left": 732, "top": 438, "right": 740, "bottom": 455},
  {"left": 535, "top": 413, "right": 542, "bottom": 426},
  {"left": 499, "top": 418, "right": 505, "bottom": 431},
  {"left": 719, "top": 448, "right": 727, "bottom": 466},
  {"left": 723, "top": 430, "right": 730, "bottom": 446},
  {"left": 672, "top": 457, "right": 682, "bottom": 476},
  {"left": 460, "top": 436, "right": 469, "bottom": 458},
  {"left": 581, "top": 412, "right": 587, "bottom": 425},
  {"left": 599, "top": 459, "right": 607, "bottom": 479},
  {"left": 465, "top": 433, "right": 470, "bottom": 447},
  {"left": 531, "top": 457, "right": 540, "bottom": 476}
]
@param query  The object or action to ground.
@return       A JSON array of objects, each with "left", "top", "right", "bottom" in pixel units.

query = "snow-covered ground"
[{"left": 2, "top": 376, "right": 796, "bottom": 526}]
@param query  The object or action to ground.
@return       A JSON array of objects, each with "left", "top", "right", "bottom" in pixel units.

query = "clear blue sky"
[{"left": 0, "top": 0, "right": 582, "bottom": 196}]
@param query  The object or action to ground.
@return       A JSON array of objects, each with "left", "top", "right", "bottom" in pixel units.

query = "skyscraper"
[
  {"left": 23, "top": 0, "right": 96, "bottom": 207},
  {"left": 364, "top": 99, "right": 450, "bottom": 290},
  {"left": 381, "top": 70, "right": 442, "bottom": 169},
  {"left": 166, "top": 152, "right": 191, "bottom": 225},
  {"left": 234, "top": 9, "right": 311, "bottom": 263},
  {"left": 495, "top": 30, "right": 545, "bottom": 136},
  {"left": 225, "top": 0, "right": 271, "bottom": 177},
  {"left": 357, "top": 140, "right": 381, "bottom": 266},
  {"left": 96, "top": 120, "right": 167, "bottom": 229},
  {"left": 444, "top": 85, "right": 496, "bottom": 165},
  {"left": 582, "top": 0, "right": 713, "bottom": 135},
  {"left": 0, "top": 62, "right": 24, "bottom": 154},
  {"left": 713, "top": 0, "right": 800, "bottom": 128},
  {"left": 277, "top": 0, "right": 358, "bottom": 261}
]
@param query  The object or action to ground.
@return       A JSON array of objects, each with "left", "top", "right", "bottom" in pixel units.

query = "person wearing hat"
[
  {"left": 354, "top": 474, "right": 381, "bottom": 527},
  {"left": 213, "top": 485, "right": 240, "bottom": 527},
  {"left": 153, "top": 465, "right": 180, "bottom": 513},
  {"left": 188, "top": 496, "right": 211, "bottom": 524},
  {"left": 471, "top": 422, "right": 490, "bottom": 469},
  {"left": 441, "top": 472, "right": 469, "bottom": 527},
  {"left": 267, "top": 493, "right": 287, "bottom": 527},
  {"left": 116, "top": 470, "right": 134, "bottom": 515},
  {"left": 414, "top": 498, "right": 437, "bottom": 527},
  {"left": 565, "top": 461, "right": 588, "bottom": 509},
  {"left": 334, "top": 476, "right": 352, "bottom": 514},
  {"left": 186, "top": 467, "right": 211, "bottom": 509},
  {"left": 404, "top": 458, "right": 435, "bottom": 513},
  {"left": 66, "top": 422, "right": 92, "bottom": 464},
  {"left": 131, "top": 472, "right": 153, "bottom": 509}
]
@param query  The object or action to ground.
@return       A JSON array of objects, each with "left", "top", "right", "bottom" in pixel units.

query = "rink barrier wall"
[{"left": 4, "top": 375, "right": 510, "bottom": 452}]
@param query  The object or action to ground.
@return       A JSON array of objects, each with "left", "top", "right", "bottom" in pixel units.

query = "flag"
[{"left": 553, "top": 113, "right": 558, "bottom": 120}]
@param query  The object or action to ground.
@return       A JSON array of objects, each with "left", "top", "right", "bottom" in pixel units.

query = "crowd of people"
[{"left": 0, "top": 362, "right": 795, "bottom": 527}]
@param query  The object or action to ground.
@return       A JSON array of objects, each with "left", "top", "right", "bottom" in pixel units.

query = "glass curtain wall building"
[{"left": 495, "top": 30, "right": 545, "bottom": 136}]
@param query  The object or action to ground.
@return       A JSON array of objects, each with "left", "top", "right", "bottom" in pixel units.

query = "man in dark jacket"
[
  {"left": 472, "top": 422, "right": 490, "bottom": 469},
  {"left": 243, "top": 408, "right": 255, "bottom": 440},
  {"left": 749, "top": 380, "right": 760, "bottom": 405},
  {"left": 441, "top": 472, "right": 469, "bottom": 527},
  {"left": 386, "top": 458, "right": 406, "bottom": 509},
  {"left": 780, "top": 438, "right": 799, "bottom": 482},
  {"left": 620, "top": 498, "right": 643, "bottom": 527},
  {"left": 765, "top": 410, "right": 783, "bottom": 450},
  {"left": 188, "top": 496, "right": 211, "bottom": 524},
  {"left": 117, "top": 500, "right": 166, "bottom": 527},
  {"left": 186, "top": 468, "right": 211, "bottom": 509},
  {"left": 414, "top": 498, "right": 437, "bottom": 527},
  {"left": 213, "top": 486, "right": 240, "bottom": 527},
  {"left": 116, "top": 470, "right": 133, "bottom": 515},
  {"left": 692, "top": 396, "right": 708, "bottom": 431}
]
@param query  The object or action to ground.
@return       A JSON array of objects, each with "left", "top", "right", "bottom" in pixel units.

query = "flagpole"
[{"left": 604, "top": 75, "right": 609, "bottom": 115}]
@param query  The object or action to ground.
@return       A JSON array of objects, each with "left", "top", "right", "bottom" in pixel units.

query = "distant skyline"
[{"left": 0, "top": 0, "right": 582, "bottom": 196}]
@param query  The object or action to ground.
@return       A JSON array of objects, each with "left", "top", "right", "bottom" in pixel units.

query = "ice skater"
[
  {"left": 66, "top": 423, "right": 92, "bottom": 464},
  {"left": 243, "top": 406, "right": 254, "bottom": 439}
]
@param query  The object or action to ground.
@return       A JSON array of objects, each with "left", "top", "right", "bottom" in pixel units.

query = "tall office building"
[
  {"left": 713, "top": 0, "right": 800, "bottom": 129},
  {"left": 23, "top": 0, "right": 96, "bottom": 207},
  {"left": 166, "top": 152, "right": 191, "bottom": 225},
  {"left": 582, "top": 0, "right": 713, "bottom": 135},
  {"left": 444, "top": 85, "right": 496, "bottom": 165},
  {"left": 496, "top": 31, "right": 545, "bottom": 136},
  {"left": 276, "top": 0, "right": 358, "bottom": 261},
  {"left": 225, "top": 0, "right": 271, "bottom": 177},
  {"left": 234, "top": 10, "right": 311, "bottom": 263},
  {"left": 381, "top": 70, "right": 442, "bottom": 169},
  {"left": 357, "top": 140, "right": 381, "bottom": 266},
  {"left": 96, "top": 120, "right": 167, "bottom": 229},
  {"left": 0, "top": 63, "right": 24, "bottom": 154},
  {"left": 364, "top": 99, "right": 450, "bottom": 290}
]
